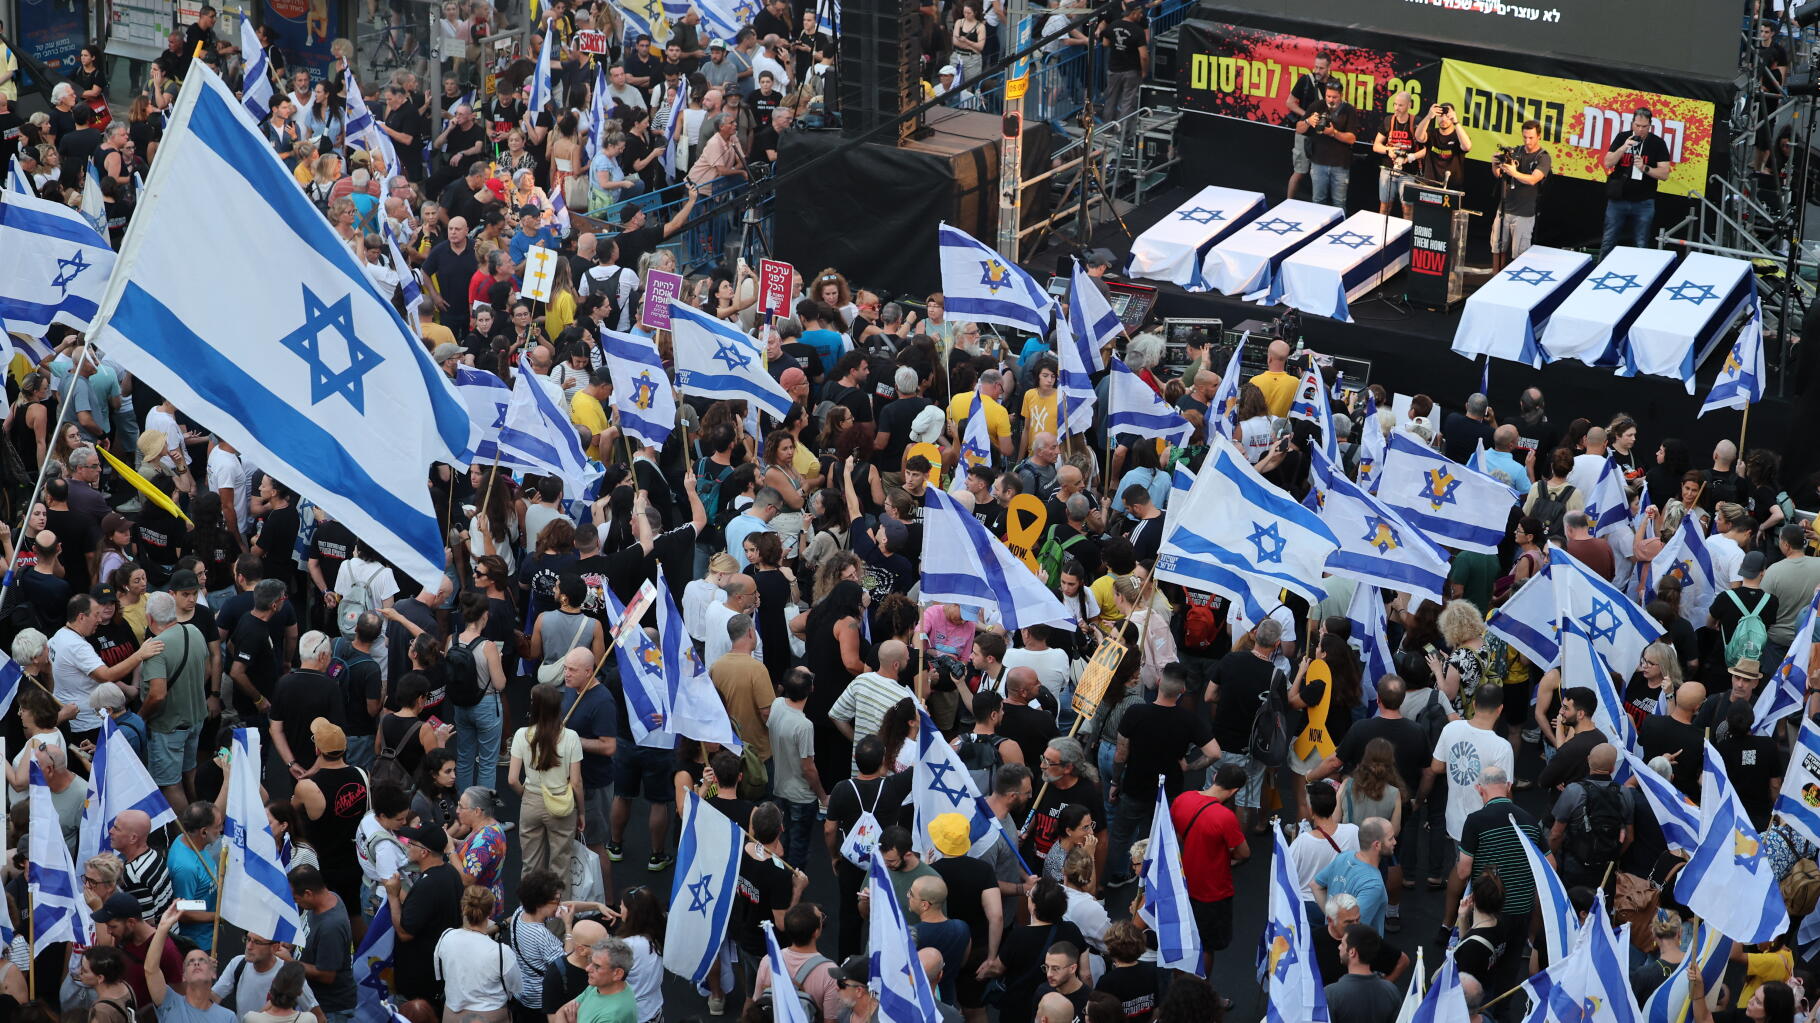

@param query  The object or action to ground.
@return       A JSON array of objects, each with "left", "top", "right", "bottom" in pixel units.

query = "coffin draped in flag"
[
  {"left": 1676, "top": 741, "right": 1788, "bottom": 944},
  {"left": 1106, "top": 356, "right": 1191, "bottom": 443},
  {"left": 89, "top": 62, "right": 475, "bottom": 589},
  {"left": 77, "top": 717, "right": 177, "bottom": 868},
  {"left": 665, "top": 791, "right": 743, "bottom": 984},
  {"left": 222, "top": 728, "right": 303, "bottom": 942},
  {"left": 1259, "top": 825, "right": 1327, "bottom": 1023},
  {"left": 601, "top": 328, "right": 677, "bottom": 449},
  {"left": 1141, "top": 785, "right": 1204, "bottom": 975},
  {"left": 1377, "top": 431, "right": 1515, "bottom": 555},
  {"left": 1754, "top": 589, "right": 1819, "bottom": 737},
  {"left": 671, "top": 301, "right": 793, "bottom": 420},
  {"left": 937, "top": 223, "right": 1052, "bottom": 336},
  {"left": 1306, "top": 445, "right": 1449, "bottom": 606},
  {"left": 918, "top": 486, "right": 1075, "bottom": 631},
  {"left": 0, "top": 183, "right": 119, "bottom": 340}
]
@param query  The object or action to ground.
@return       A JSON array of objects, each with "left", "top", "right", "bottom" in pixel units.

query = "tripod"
[{"left": 1043, "top": 99, "right": 1135, "bottom": 255}]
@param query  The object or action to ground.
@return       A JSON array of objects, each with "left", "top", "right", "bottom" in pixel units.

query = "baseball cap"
[
  {"left": 90, "top": 584, "right": 118, "bottom": 605},
  {"left": 1742, "top": 550, "right": 1768, "bottom": 578},
  {"left": 1083, "top": 247, "right": 1117, "bottom": 267},
  {"left": 396, "top": 821, "right": 448, "bottom": 851},
  {"left": 348, "top": 148, "right": 371, "bottom": 165},
  {"left": 432, "top": 342, "right": 463, "bottom": 363},
  {"left": 168, "top": 569, "right": 201, "bottom": 592},
  {"left": 709, "top": 37, "right": 727, "bottom": 49},
  {"left": 311, "top": 717, "right": 347, "bottom": 754},
  {"left": 517, "top": 203, "right": 542, "bottom": 218},
  {"left": 929, "top": 812, "right": 972, "bottom": 857},
  {"left": 939, "top": 64, "right": 957, "bottom": 77},
  {"left": 92, "top": 891, "right": 144, "bottom": 923},
  {"left": 830, "top": 955, "right": 871, "bottom": 986}
]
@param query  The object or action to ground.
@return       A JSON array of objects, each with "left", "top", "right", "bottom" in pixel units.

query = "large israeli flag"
[
  {"left": 601, "top": 329, "right": 676, "bottom": 449},
  {"left": 90, "top": 63, "right": 475, "bottom": 588},
  {"left": 868, "top": 847, "right": 944, "bottom": 1023},
  {"left": 1260, "top": 825, "right": 1327, "bottom": 1023},
  {"left": 1640, "top": 920, "right": 1730, "bottom": 1023},
  {"left": 29, "top": 759, "right": 88, "bottom": 947},
  {"left": 1377, "top": 432, "right": 1515, "bottom": 555},
  {"left": 239, "top": 15, "right": 273, "bottom": 120},
  {"left": 1583, "top": 456, "right": 1632, "bottom": 537},
  {"left": 1306, "top": 445, "right": 1449, "bottom": 606},
  {"left": 501, "top": 355, "right": 593, "bottom": 496},
  {"left": 1755, "top": 589, "right": 1819, "bottom": 737},
  {"left": 671, "top": 302, "right": 793, "bottom": 420},
  {"left": 919, "top": 486, "right": 1076, "bottom": 631},
  {"left": 1524, "top": 891, "right": 1640, "bottom": 1023},
  {"left": 1550, "top": 543, "right": 1663, "bottom": 675},
  {"left": 1487, "top": 564, "right": 1560, "bottom": 668},
  {"left": 911, "top": 709, "right": 1022, "bottom": 866},
  {"left": 605, "top": 582, "right": 676, "bottom": 750},
  {"left": 1621, "top": 750, "right": 1701, "bottom": 855},
  {"left": 1700, "top": 296, "right": 1765, "bottom": 416},
  {"left": 1051, "top": 314, "right": 1095, "bottom": 439},
  {"left": 1141, "top": 785, "right": 1204, "bottom": 975},
  {"left": 77, "top": 717, "right": 177, "bottom": 869},
  {"left": 454, "top": 365, "right": 530, "bottom": 469},
  {"left": 938, "top": 223, "right": 1052, "bottom": 336},
  {"left": 665, "top": 792, "right": 743, "bottom": 984},
  {"left": 1677, "top": 741, "right": 1788, "bottom": 944},
  {"left": 1645, "top": 519, "right": 1718, "bottom": 631},
  {"left": 654, "top": 568, "right": 744, "bottom": 750},
  {"left": 1776, "top": 715, "right": 1820, "bottom": 849},
  {"left": 1107, "top": 357, "right": 1191, "bottom": 443},
  {"left": 1556, "top": 613, "right": 1636, "bottom": 757},
  {"left": 351, "top": 900, "right": 397, "bottom": 1023},
  {"left": 0, "top": 185, "right": 118, "bottom": 339},
  {"left": 222, "top": 729, "right": 302, "bottom": 942}
]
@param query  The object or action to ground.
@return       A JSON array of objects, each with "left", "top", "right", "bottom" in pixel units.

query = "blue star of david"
[
  {"left": 1734, "top": 827, "right": 1765, "bottom": 870},
  {"left": 1587, "top": 272, "right": 1640, "bottom": 294},
  {"left": 711, "top": 337, "right": 752, "bottom": 372},
  {"left": 1665, "top": 280, "right": 1720, "bottom": 305},
  {"left": 686, "top": 873, "right": 717, "bottom": 913},
  {"left": 926, "top": 759, "right": 970, "bottom": 806},
  {"left": 978, "top": 259, "right": 1013, "bottom": 294},
  {"left": 1253, "top": 217, "right": 1302, "bottom": 236},
  {"left": 1419, "top": 469, "right": 1461, "bottom": 511},
  {"left": 1247, "top": 521, "right": 1287, "bottom": 564},
  {"left": 51, "top": 251, "right": 91, "bottom": 297},
  {"left": 632, "top": 371, "right": 659, "bottom": 410},
  {"left": 962, "top": 437, "right": 989, "bottom": 462},
  {"left": 1325, "top": 230, "right": 1374, "bottom": 249},
  {"left": 1176, "top": 206, "right": 1225, "bottom": 225},
  {"left": 1361, "top": 515, "right": 1402, "bottom": 554},
  {"left": 276, "top": 285, "right": 385, "bottom": 414},
  {"left": 490, "top": 402, "right": 507, "bottom": 431},
  {"left": 1506, "top": 266, "right": 1556, "bottom": 286},
  {"left": 1578, "top": 599, "right": 1622, "bottom": 645}
]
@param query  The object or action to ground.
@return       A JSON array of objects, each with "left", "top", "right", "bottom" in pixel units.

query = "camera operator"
[
  {"left": 1416, "top": 101, "right": 1471, "bottom": 189},
  {"left": 1295, "top": 78, "right": 1359, "bottom": 208},
  {"left": 1492, "top": 119, "right": 1550, "bottom": 271},
  {"left": 1285, "top": 50, "right": 1337, "bottom": 200},
  {"left": 1372, "top": 89, "right": 1424, "bottom": 218},
  {"left": 1598, "top": 107, "right": 1672, "bottom": 261}
]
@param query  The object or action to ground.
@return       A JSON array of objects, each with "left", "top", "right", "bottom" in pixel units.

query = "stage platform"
[{"left": 1055, "top": 185, "right": 1796, "bottom": 457}]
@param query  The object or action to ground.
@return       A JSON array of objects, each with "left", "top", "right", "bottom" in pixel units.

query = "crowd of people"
[{"left": 4, "top": 1, "right": 1820, "bottom": 1023}]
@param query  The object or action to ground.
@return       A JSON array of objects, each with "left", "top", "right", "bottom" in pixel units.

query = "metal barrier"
[{"left": 583, "top": 176, "right": 759, "bottom": 273}]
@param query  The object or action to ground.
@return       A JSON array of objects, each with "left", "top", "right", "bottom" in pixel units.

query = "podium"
[{"left": 1405, "top": 181, "right": 1469, "bottom": 311}]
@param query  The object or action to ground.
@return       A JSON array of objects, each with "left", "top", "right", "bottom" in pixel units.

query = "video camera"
[{"left": 1492, "top": 143, "right": 1520, "bottom": 165}]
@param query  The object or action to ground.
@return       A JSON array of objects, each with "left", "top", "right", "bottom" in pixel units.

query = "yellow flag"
[{"left": 96, "top": 445, "right": 194, "bottom": 526}]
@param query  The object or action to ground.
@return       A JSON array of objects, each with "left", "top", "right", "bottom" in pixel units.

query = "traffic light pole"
[{"left": 996, "top": 5, "right": 1033, "bottom": 262}]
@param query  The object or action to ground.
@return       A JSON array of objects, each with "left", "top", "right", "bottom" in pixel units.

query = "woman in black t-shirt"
[{"left": 999, "top": 880, "right": 1088, "bottom": 1023}]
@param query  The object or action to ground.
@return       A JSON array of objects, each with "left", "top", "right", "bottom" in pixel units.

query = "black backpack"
[
  {"left": 372, "top": 717, "right": 424, "bottom": 790},
  {"left": 596, "top": 266, "right": 631, "bottom": 329},
  {"left": 1528, "top": 483, "right": 1576, "bottom": 541},
  {"left": 1410, "top": 686, "right": 1453, "bottom": 756},
  {"left": 955, "top": 732, "right": 1007, "bottom": 792},
  {"left": 1247, "top": 669, "right": 1291, "bottom": 767},
  {"left": 1564, "top": 779, "right": 1625, "bottom": 877},
  {"left": 444, "top": 635, "right": 486, "bottom": 708}
]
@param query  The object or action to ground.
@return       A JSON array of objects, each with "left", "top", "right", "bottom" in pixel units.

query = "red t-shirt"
[
  {"left": 119, "top": 934, "right": 184, "bottom": 1011},
  {"left": 1169, "top": 791, "right": 1245, "bottom": 903}
]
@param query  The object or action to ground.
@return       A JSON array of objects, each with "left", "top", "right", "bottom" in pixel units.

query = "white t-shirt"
[
  {"left": 1567, "top": 453, "right": 1607, "bottom": 503},
  {"left": 208, "top": 445, "right": 252, "bottom": 535},
  {"left": 1433, "top": 720, "right": 1514, "bottom": 840},
  {"left": 1288, "top": 822, "right": 1360, "bottom": 904},
  {"left": 8, "top": 730, "right": 65, "bottom": 807},
  {"left": 683, "top": 579, "right": 727, "bottom": 644},
  {"left": 355, "top": 813, "right": 407, "bottom": 885},
  {"left": 1705, "top": 533, "right": 1745, "bottom": 587},
  {"left": 434, "top": 928, "right": 522, "bottom": 1011},
  {"left": 335, "top": 559, "right": 400, "bottom": 613},
  {"left": 1004, "top": 647, "right": 1072, "bottom": 706},
  {"left": 49, "top": 625, "right": 106, "bottom": 731},
  {"left": 143, "top": 407, "right": 184, "bottom": 473},
  {"left": 625, "top": 934, "right": 664, "bottom": 1020}
]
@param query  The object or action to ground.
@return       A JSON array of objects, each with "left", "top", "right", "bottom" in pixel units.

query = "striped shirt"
[
  {"left": 1458, "top": 797, "right": 1543, "bottom": 917},
  {"left": 829, "top": 672, "right": 916, "bottom": 769},
  {"left": 121, "top": 847, "right": 174, "bottom": 920},
  {"left": 506, "top": 910, "right": 567, "bottom": 1009}
]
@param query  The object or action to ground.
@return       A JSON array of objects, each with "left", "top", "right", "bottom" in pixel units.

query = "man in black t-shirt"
[
  {"left": 0, "top": 93, "right": 23, "bottom": 167},
  {"left": 1417, "top": 101, "right": 1471, "bottom": 188},
  {"left": 227, "top": 581, "right": 286, "bottom": 722},
  {"left": 731, "top": 804, "right": 802, "bottom": 958},
  {"left": 1285, "top": 51, "right": 1337, "bottom": 200},
  {"left": 1107, "top": 672, "right": 1218, "bottom": 886},
  {"left": 1598, "top": 107, "right": 1673, "bottom": 261},
  {"left": 1099, "top": 3, "right": 1147, "bottom": 122},
  {"left": 1493, "top": 119, "right": 1552, "bottom": 270},
  {"left": 1295, "top": 80, "right": 1358, "bottom": 209},
  {"left": 431, "top": 103, "right": 487, "bottom": 196}
]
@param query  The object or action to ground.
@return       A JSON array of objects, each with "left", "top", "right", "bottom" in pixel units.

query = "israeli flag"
[
  {"left": 1141, "top": 785, "right": 1204, "bottom": 975},
  {"left": 1514, "top": 813, "right": 1576, "bottom": 966},
  {"left": 77, "top": 717, "right": 177, "bottom": 869},
  {"left": 1355, "top": 389, "right": 1386, "bottom": 494},
  {"left": 1578, "top": 457, "right": 1631, "bottom": 542},
  {"left": 919, "top": 487, "right": 1076, "bottom": 631},
  {"left": 1050, "top": 315, "right": 1093, "bottom": 439},
  {"left": 659, "top": 82, "right": 688, "bottom": 181},
  {"left": 377, "top": 178, "right": 421, "bottom": 319},
  {"left": 695, "top": 0, "right": 755, "bottom": 43},
  {"left": 938, "top": 223, "right": 1052, "bottom": 336},
  {"left": 1775, "top": 714, "right": 1820, "bottom": 849},
  {"left": 1156, "top": 463, "right": 1280, "bottom": 624},
  {"left": 1107, "top": 357, "right": 1191, "bottom": 443},
  {"left": 1408, "top": 947, "right": 1471, "bottom": 1023},
  {"left": 1550, "top": 543, "right": 1662, "bottom": 676},
  {"left": 6, "top": 154, "right": 30, "bottom": 195},
  {"left": 1288, "top": 366, "right": 1338, "bottom": 461},
  {"left": 343, "top": 71, "right": 397, "bottom": 175},
  {"left": 1621, "top": 750, "right": 1701, "bottom": 855},
  {"left": 0, "top": 184, "right": 118, "bottom": 339},
  {"left": 665, "top": 792, "right": 743, "bottom": 984},
  {"left": 454, "top": 366, "right": 532, "bottom": 469},
  {"left": 501, "top": 356, "right": 593, "bottom": 497},
  {"left": 81, "top": 163, "right": 106, "bottom": 237},
  {"left": 1487, "top": 564, "right": 1560, "bottom": 668},
  {"left": 1206, "top": 334, "right": 1246, "bottom": 443},
  {"left": 1377, "top": 432, "right": 1514, "bottom": 554},
  {"left": 587, "top": 64, "right": 608, "bottom": 159},
  {"left": 221, "top": 729, "right": 303, "bottom": 942},
  {"left": 90, "top": 64, "right": 476, "bottom": 589},
  {"left": 656, "top": 569, "right": 744, "bottom": 750},
  {"left": 1754, "top": 589, "right": 1819, "bottom": 737},
  {"left": 604, "top": 583, "right": 677, "bottom": 749},
  {"left": 1556, "top": 613, "right": 1636, "bottom": 756},
  {"left": 1700, "top": 296, "right": 1765, "bottom": 416},
  {"left": 1162, "top": 434, "right": 1338, "bottom": 609},
  {"left": 1259, "top": 824, "right": 1328, "bottom": 1023},
  {"left": 239, "top": 15, "right": 273, "bottom": 120},
  {"left": 0, "top": 754, "right": 12, "bottom": 947},
  {"left": 1394, "top": 948, "right": 1427, "bottom": 1023},
  {"left": 1525, "top": 891, "right": 1641, "bottom": 1023},
  {"left": 911, "top": 709, "right": 1023, "bottom": 867},
  {"left": 29, "top": 759, "right": 89, "bottom": 947},
  {"left": 960, "top": 390, "right": 993, "bottom": 466},
  {"left": 1641, "top": 920, "right": 1730, "bottom": 1023},
  {"left": 761, "top": 922, "right": 812, "bottom": 1023},
  {"left": 602, "top": 329, "right": 676, "bottom": 449},
  {"left": 671, "top": 302, "right": 793, "bottom": 420},
  {"left": 527, "top": 24, "right": 554, "bottom": 115},
  {"left": 548, "top": 187, "right": 571, "bottom": 237},
  {"left": 1306, "top": 446, "right": 1449, "bottom": 606},
  {"left": 1346, "top": 583, "right": 1395, "bottom": 710},
  {"left": 0, "top": 650, "right": 21, "bottom": 721},
  {"left": 1067, "top": 259, "right": 1121, "bottom": 367},
  {"left": 868, "top": 847, "right": 944, "bottom": 1023},
  {"left": 1676, "top": 741, "right": 1788, "bottom": 944},
  {"left": 352, "top": 900, "right": 397, "bottom": 1023},
  {"left": 1645, "top": 520, "right": 1718, "bottom": 631}
]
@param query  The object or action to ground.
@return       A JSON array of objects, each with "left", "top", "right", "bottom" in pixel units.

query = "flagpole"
[
  {"left": 1739, "top": 405, "right": 1751, "bottom": 457},
  {"left": 25, "top": 885, "right": 33, "bottom": 1000},
  {"left": 209, "top": 754, "right": 232, "bottom": 957}
]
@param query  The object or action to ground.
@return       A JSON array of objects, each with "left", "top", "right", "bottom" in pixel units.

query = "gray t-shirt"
[
  {"left": 1762, "top": 555, "right": 1820, "bottom": 644},
  {"left": 210, "top": 955, "right": 321, "bottom": 1015},
  {"left": 300, "top": 896, "right": 358, "bottom": 1011},
  {"left": 768, "top": 699, "right": 817, "bottom": 804},
  {"left": 142, "top": 623, "right": 209, "bottom": 733}
]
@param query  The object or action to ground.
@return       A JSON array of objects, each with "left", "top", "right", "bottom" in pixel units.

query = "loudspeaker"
[{"left": 838, "top": 0, "right": 921, "bottom": 146}]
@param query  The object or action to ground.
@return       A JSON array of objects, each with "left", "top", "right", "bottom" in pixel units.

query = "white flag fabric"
[
  {"left": 1407, "top": 947, "right": 1471, "bottom": 1023},
  {"left": 1776, "top": 715, "right": 1820, "bottom": 850},
  {"left": 761, "top": 921, "right": 811, "bottom": 1023},
  {"left": 1582, "top": 456, "right": 1633, "bottom": 538},
  {"left": 28, "top": 759, "right": 88, "bottom": 947},
  {"left": 1394, "top": 947, "right": 1426, "bottom": 1023},
  {"left": 918, "top": 487, "right": 1076, "bottom": 631},
  {"left": 80, "top": 164, "right": 106, "bottom": 237},
  {"left": 77, "top": 717, "right": 177, "bottom": 869},
  {"left": 1354, "top": 389, "right": 1386, "bottom": 494},
  {"left": 655, "top": 569, "right": 744, "bottom": 750},
  {"left": 694, "top": 0, "right": 752, "bottom": 42},
  {"left": 1051, "top": 312, "right": 1095, "bottom": 439},
  {"left": 605, "top": 582, "right": 676, "bottom": 750},
  {"left": 453, "top": 365, "right": 530, "bottom": 469},
  {"left": 1345, "top": 583, "right": 1395, "bottom": 710},
  {"left": 90, "top": 63, "right": 476, "bottom": 589},
  {"left": 1205, "top": 334, "right": 1246, "bottom": 443},
  {"left": 1260, "top": 824, "right": 1328, "bottom": 1023},
  {"left": 1550, "top": 544, "right": 1663, "bottom": 675},
  {"left": 665, "top": 792, "right": 743, "bottom": 984},
  {"left": 1287, "top": 366, "right": 1338, "bottom": 462},
  {"left": 868, "top": 848, "right": 944, "bottom": 1023},
  {"left": 1106, "top": 357, "right": 1191, "bottom": 443},
  {"left": 1755, "top": 590, "right": 1819, "bottom": 737},
  {"left": 0, "top": 650, "right": 22, "bottom": 724},
  {"left": 1514, "top": 814, "right": 1576, "bottom": 967},
  {"left": 1066, "top": 258, "right": 1120, "bottom": 367},
  {"left": 1699, "top": 295, "right": 1765, "bottom": 416},
  {"left": 671, "top": 302, "right": 793, "bottom": 420},
  {"left": 343, "top": 69, "right": 398, "bottom": 174},
  {"left": 1487, "top": 563, "right": 1560, "bottom": 668},
  {"left": 1523, "top": 891, "right": 1641, "bottom": 1023},
  {"left": 1676, "top": 741, "right": 1788, "bottom": 944},
  {"left": 601, "top": 329, "right": 677, "bottom": 449},
  {"left": 0, "top": 184, "right": 119, "bottom": 339},
  {"left": 501, "top": 356, "right": 593, "bottom": 497},
  {"left": 587, "top": 64, "right": 609, "bottom": 158},
  {"left": 1640, "top": 920, "right": 1731, "bottom": 1023},
  {"left": 911, "top": 709, "right": 1012, "bottom": 864},
  {"left": 938, "top": 223, "right": 1052, "bottom": 336},
  {"left": 1141, "top": 785, "right": 1204, "bottom": 974},
  {"left": 0, "top": 745, "right": 11, "bottom": 947},
  {"left": 1621, "top": 750, "right": 1701, "bottom": 855},
  {"left": 1555, "top": 612, "right": 1636, "bottom": 757},
  {"left": 526, "top": 23, "right": 554, "bottom": 114},
  {"left": 1377, "top": 431, "right": 1515, "bottom": 554},
  {"left": 222, "top": 729, "right": 303, "bottom": 942},
  {"left": 1644, "top": 520, "right": 1719, "bottom": 631},
  {"left": 1305, "top": 445, "right": 1449, "bottom": 607},
  {"left": 239, "top": 15, "right": 273, "bottom": 120},
  {"left": 6, "top": 154, "right": 30, "bottom": 195}
]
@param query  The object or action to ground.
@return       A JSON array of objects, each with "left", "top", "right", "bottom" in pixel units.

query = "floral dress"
[{"left": 460, "top": 821, "right": 509, "bottom": 917}]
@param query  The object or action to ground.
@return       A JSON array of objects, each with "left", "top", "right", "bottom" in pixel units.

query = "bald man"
[
  {"left": 917, "top": 947, "right": 966, "bottom": 1020},
  {"left": 909, "top": 875, "right": 971, "bottom": 1006},
  {"left": 1181, "top": 369, "right": 1221, "bottom": 419},
  {"left": 1704, "top": 438, "right": 1744, "bottom": 510},
  {"left": 1481, "top": 423, "right": 1531, "bottom": 495},
  {"left": 998, "top": 666, "right": 1060, "bottom": 768},
  {"left": 831, "top": 639, "right": 913, "bottom": 765},
  {"left": 1568, "top": 424, "right": 1610, "bottom": 496},
  {"left": 1036, "top": 992, "right": 1076, "bottom": 1023},
  {"left": 1547, "top": 742, "right": 1631, "bottom": 887},
  {"left": 111, "top": 807, "right": 176, "bottom": 919},
  {"left": 544, "top": 918, "right": 610, "bottom": 1011},
  {"left": 1640, "top": 680, "right": 1705, "bottom": 797},
  {"left": 1249, "top": 339, "right": 1298, "bottom": 417},
  {"left": 421, "top": 214, "right": 476, "bottom": 333}
]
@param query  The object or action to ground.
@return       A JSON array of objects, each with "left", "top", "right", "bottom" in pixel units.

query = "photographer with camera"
[
  {"left": 1492, "top": 119, "right": 1551, "bottom": 271},
  {"left": 1285, "top": 50, "right": 1338, "bottom": 200},
  {"left": 1295, "top": 78, "right": 1359, "bottom": 208},
  {"left": 1372, "top": 90, "right": 1425, "bottom": 218},
  {"left": 1598, "top": 107, "right": 1672, "bottom": 261},
  {"left": 1416, "top": 100, "right": 1472, "bottom": 188}
]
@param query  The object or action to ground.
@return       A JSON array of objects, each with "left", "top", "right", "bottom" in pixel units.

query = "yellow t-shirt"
[
  {"left": 545, "top": 289, "right": 577, "bottom": 341},
  {"left": 1020, "top": 388, "right": 1059, "bottom": 449},
  {"left": 571, "top": 390, "right": 609, "bottom": 460},
  {"left": 1249, "top": 369, "right": 1298, "bottom": 418},
  {"left": 1091, "top": 574, "right": 1125, "bottom": 624},
  {"left": 1737, "top": 948, "right": 1793, "bottom": 1009},
  {"left": 793, "top": 442, "right": 822, "bottom": 482},
  {"left": 420, "top": 321, "right": 457, "bottom": 349},
  {"left": 946, "top": 389, "right": 1011, "bottom": 450}
]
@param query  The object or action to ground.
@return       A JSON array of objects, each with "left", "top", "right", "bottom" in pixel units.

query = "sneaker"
[
  {"left": 707, "top": 995, "right": 726, "bottom": 1016},
  {"left": 604, "top": 842, "right": 624, "bottom": 862},
  {"left": 648, "top": 852, "right": 674, "bottom": 872}
]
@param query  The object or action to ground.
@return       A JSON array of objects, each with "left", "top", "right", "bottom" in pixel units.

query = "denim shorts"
[{"left": 146, "top": 725, "right": 201, "bottom": 786}]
